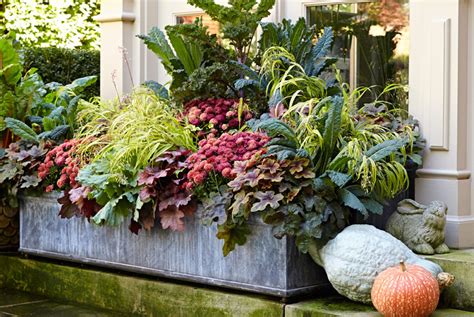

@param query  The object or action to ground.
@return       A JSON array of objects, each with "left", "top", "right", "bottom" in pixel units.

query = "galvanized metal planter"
[{"left": 19, "top": 193, "right": 329, "bottom": 297}]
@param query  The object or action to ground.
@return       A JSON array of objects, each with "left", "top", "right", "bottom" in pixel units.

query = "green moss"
[
  {"left": 284, "top": 297, "right": 474, "bottom": 317},
  {"left": 2, "top": 254, "right": 473, "bottom": 316},
  {"left": 285, "top": 297, "right": 381, "bottom": 317},
  {"left": 427, "top": 249, "right": 474, "bottom": 263},
  {"left": 0, "top": 255, "right": 282, "bottom": 317},
  {"left": 426, "top": 250, "right": 474, "bottom": 311}
]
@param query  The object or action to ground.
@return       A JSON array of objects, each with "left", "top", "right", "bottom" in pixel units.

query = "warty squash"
[{"left": 307, "top": 225, "right": 454, "bottom": 304}]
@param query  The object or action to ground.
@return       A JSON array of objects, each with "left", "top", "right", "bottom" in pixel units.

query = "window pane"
[
  {"left": 307, "top": 1, "right": 409, "bottom": 108},
  {"left": 307, "top": 5, "right": 354, "bottom": 84}
]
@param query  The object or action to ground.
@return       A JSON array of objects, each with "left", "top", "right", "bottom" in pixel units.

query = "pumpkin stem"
[{"left": 399, "top": 260, "right": 407, "bottom": 272}]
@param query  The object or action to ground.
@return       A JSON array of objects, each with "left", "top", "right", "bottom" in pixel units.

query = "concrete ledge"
[
  {"left": 427, "top": 249, "right": 474, "bottom": 311},
  {"left": 0, "top": 255, "right": 283, "bottom": 317},
  {"left": 285, "top": 297, "right": 474, "bottom": 317},
  {"left": 1, "top": 254, "right": 473, "bottom": 316}
]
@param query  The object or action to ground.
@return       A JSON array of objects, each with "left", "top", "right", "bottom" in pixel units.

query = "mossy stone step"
[
  {"left": 1, "top": 253, "right": 473, "bottom": 316},
  {"left": 427, "top": 249, "right": 474, "bottom": 311},
  {"left": 0, "top": 255, "right": 283, "bottom": 317},
  {"left": 285, "top": 297, "right": 474, "bottom": 317},
  {"left": 0, "top": 289, "right": 129, "bottom": 316}
]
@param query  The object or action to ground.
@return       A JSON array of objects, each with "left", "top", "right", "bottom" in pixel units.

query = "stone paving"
[{"left": 0, "top": 289, "right": 127, "bottom": 317}]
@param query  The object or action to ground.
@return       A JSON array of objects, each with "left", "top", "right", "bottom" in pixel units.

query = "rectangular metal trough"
[{"left": 19, "top": 193, "right": 329, "bottom": 298}]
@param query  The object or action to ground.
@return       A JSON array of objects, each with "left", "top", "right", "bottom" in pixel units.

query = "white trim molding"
[
  {"left": 95, "top": 12, "right": 136, "bottom": 23},
  {"left": 416, "top": 168, "right": 471, "bottom": 180},
  {"left": 445, "top": 216, "right": 474, "bottom": 249},
  {"left": 428, "top": 18, "right": 451, "bottom": 151}
]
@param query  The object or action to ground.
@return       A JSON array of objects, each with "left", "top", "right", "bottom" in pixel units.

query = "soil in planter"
[{"left": 0, "top": 204, "right": 19, "bottom": 251}]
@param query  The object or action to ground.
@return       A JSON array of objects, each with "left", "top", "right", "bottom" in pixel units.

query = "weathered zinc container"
[{"left": 19, "top": 193, "right": 329, "bottom": 297}]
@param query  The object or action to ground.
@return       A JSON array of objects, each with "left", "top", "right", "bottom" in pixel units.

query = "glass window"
[
  {"left": 307, "top": 1, "right": 409, "bottom": 108},
  {"left": 176, "top": 13, "right": 219, "bottom": 35}
]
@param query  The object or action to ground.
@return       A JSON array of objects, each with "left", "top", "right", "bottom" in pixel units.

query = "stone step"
[
  {"left": 427, "top": 249, "right": 474, "bottom": 311},
  {"left": 285, "top": 297, "right": 474, "bottom": 317},
  {"left": 0, "top": 255, "right": 283, "bottom": 316},
  {"left": 1, "top": 254, "right": 473, "bottom": 316},
  {"left": 0, "top": 289, "right": 130, "bottom": 316}
]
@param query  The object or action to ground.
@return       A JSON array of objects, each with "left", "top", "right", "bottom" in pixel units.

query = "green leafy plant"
[
  {"left": 136, "top": 149, "right": 196, "bottom": 233},
  {"left": 258, "top": 19, "right": 336, "bottom": 77},
  {"left": 1, "top": 0, "right": 100, "bottom": 49},
  {"left": 139, "top": 21, "right": 238, "bottom": 103},
  {"left": 0, "top": 140, "right": 49, "bottom": 207},
  {"left": 3, "top": 76, "right": 98, "bottom": 144},
  {"left": 22, "top": 47, "right": 100, "bottom": 100},
  {"left": 76, "top": 88, "right": 197, "bottom": 175},
  {"left": 0, "top": 33, "right": 45, "bottom": 147},
  {"left": 187, "top": 0, "right": 275, "bottom": 64},
  {"left": 31, "top": 76, "right": 98, "bottom": 140},
  {"left": 72, "top": 89, "right": 198, "bottom": 228},
  {"left": 204, "top": 47, "right": 416, "bottom": 255},
  {"left": 76, "top": 157, "right": 140, "bottom": 227}
]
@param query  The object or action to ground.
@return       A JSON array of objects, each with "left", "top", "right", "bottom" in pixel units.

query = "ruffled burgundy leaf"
[{"left": 159, "top": 206, "right": 185, "bottom": 232}]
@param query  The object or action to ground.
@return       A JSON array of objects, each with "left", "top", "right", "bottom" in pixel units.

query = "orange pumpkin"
[{"left": 371, "top": 260, "right": 440, "bottom": 317}]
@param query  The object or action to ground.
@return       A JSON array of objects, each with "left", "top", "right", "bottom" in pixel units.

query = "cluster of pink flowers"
[
  {"left": 37, "top": 139, "right": 80, "bottom": 192},
  {"left": 186, "top": 132, "right": 269, "bottom": 186},
  {"left": 184, "top": 98, "right": 253, "bottom": 137}
]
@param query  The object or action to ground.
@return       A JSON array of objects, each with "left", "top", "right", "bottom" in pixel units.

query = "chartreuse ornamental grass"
[
  {"left": 76, "top": 88, "right": 197, "bottom": 174},
  {"left": 260, "top": 46, "right": 409, "bottom": 199}
]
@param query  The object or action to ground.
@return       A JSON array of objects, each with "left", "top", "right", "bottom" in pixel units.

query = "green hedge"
[{"left": 22, "top": 47, "right": 100, "bottom": 100}]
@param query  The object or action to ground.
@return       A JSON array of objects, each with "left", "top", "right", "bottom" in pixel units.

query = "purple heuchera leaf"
[
  {"left": 129, "top": 219, "right": 142, "bottom": 235},
  {"left": 68, "top": 186, "right": 101, "bottom": 218},
  {"left": 137, "top": 149, "right": 195, "bottom": 232},
  {"left": 138, "top": 167, "right": 169, "bottom": 186},
  {"left": 258, "top": 158, "right": 280, "bottom": 174},
  {"left": 158, "top": 192, "right": 192, "bottom": 211},
  {"left": 16, "top": 150, "right": 31, "bottom": 161},
  {"left": 287, "top": 158, "right": 309, "bottom": 174},
  {"left": 58, "top": 190, "right": 80, "bottom": 218},
  {"left": 258, "top": 171, "right": 283, "bottom": 183},
  {"left": 69, "top": 186, "right": 90, "bottom": 203},
  {"left": 232, "top": 161, "right": 248, "bottom": 175},
  {"left": 20, "top": 175, "right": 41, "bottom": 188},
  {"left": 228, "top": 170, "right": 260, "bottom": 190},
  {"left": 294, "top": 169, "right": 316, "bottom": 179},
  {"left": 159, "top": 207, "right": 185, "bottom": 231},
  {"left": 230, "top": 190, "right": 253, "bottom": 216},
  {"left": 139, "top": 186, "right": 156, "bottom": 202},
  {"left": 240, "top": 171, "right": 260, "bottom": 187},
  {"left": 28, "top": 145, "right": 46, "bottom": 158},
  {"left": 251, "top": 191, "right": 284, "bottom": 212}
]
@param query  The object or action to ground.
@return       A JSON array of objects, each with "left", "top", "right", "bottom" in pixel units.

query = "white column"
[
  {"left": 410, "top": 0, "right": 474, "bottom": 248},
  {"left": 96, "top": 0, "right": 160, "bottom": 99}
]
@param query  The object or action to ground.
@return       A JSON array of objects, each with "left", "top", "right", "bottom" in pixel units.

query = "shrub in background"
[
  {"left": 0, "top": 0, "right": 100, "bottom": 50},
  {"left": 22, "top": 47, "right": 100, "bottom": 100}
]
